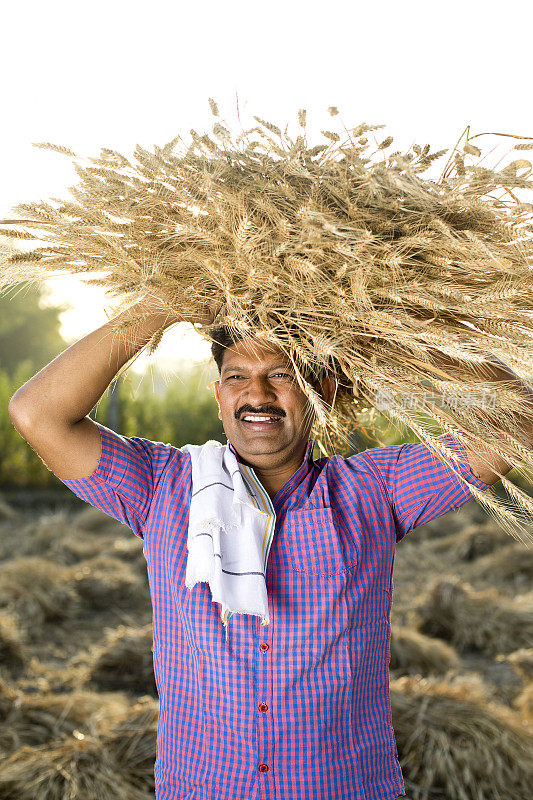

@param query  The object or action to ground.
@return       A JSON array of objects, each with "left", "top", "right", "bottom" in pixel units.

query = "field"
[{"left": 0, "top": 491, "right": 532, "bottom": 800}]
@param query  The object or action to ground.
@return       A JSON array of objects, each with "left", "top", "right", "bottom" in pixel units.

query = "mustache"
[{"left": 236, "top": 407, "right": 285, "bottom": 419}]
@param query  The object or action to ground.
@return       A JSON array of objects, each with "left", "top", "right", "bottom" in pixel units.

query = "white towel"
[{"left": 181, "top": 440, "right": 276, "bottom": 635}]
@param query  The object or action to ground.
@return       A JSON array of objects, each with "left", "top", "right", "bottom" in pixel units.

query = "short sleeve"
[
  {"left": 55, "top": 421, "right": 180, "bottom": 539},
  {"left": 360, "top": 432, "right": 492, "bottom": 543}
]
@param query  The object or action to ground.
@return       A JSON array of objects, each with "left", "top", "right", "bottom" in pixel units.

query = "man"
[{"left": 7, "top": 295, "right": 530, "bottom": 800}]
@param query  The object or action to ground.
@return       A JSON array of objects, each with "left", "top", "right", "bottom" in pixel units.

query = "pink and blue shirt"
[{"left": 57, "top": 423, "right": 490, "bottom": 800}]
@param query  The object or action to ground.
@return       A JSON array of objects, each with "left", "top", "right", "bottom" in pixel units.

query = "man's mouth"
[{"left": 239, "top": 413, "right": 283, "bottom": 430}]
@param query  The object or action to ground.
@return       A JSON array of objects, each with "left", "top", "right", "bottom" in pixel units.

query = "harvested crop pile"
[
  {"left": 0, "top": 556, "right": 79, "bottom": 631},
  {"left": 84, "top": 624, "right": 156, "bottom": 695},
  {"left": 68, "top": 555, "right": 147, "bottom": 611},
  {"left": 427, "top": 521, "right": 510, "bottom": 561},
  {"left": 0, "top": 510, "right": 102, "bottom": 565},
  {"left": 415, "top": 578, "right": 533, "bottom": 656},
  {"left": 1, "top": 99, "right": 532, "bottom": 542},
  {"left": 500, "top": 647, "right": 533, "bottom": 681},
  {"left": 0, "top": 681, "right": 127, "bottom": 755},
  {"left": 497, "top": 648, "right": 533, "bottom": 722},
  {"left": 0, "top": 511, "right": 66, "bottom": 561},
  {"left": 513, "top": 684, "right": 533, "bottom": 722},
  {"left": 462, "top": 542, "right": 533, "bottom": 591},
  {"left": 0, "top": 495, "right": 17, "bottom": 521},
  {"left": 0, "top": 612, "right": 24, "bottom": 672},
  {"left": 72, "top": 506, "right": 129, "bottom": 536},
  {"left": 390, "top": 625, "right": 459, "bottom": 676},
  {"left": 0, "top": 734, "right": 152, "bottom": 800},
  {"left": 101, "top": 697, "right": 159, "bottom": 793},
  {"left": 391, "top": 674, "right": 533, "bottom": 800}
]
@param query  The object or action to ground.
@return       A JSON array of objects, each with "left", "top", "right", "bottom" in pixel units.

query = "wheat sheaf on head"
[{"left": 0, "top": 99, "right": 532, "bottom": 544}]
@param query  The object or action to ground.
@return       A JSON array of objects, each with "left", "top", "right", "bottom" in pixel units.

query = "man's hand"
[{"left": 134, "top": 292, "right": 222, "bottom": 327}]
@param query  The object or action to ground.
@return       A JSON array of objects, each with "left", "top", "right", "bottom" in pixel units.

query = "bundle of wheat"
[
  {"left": 0, "top": 557, "right": 79, "bottom": 631},
  {"left": 427, "top": 521, "right": 509, "bottom": 561},
  {"left": 391, "top": 674, "right": 533, "bottom": 800},
  {"left": 72, "top": 506, "right": 129, "bottom": 535},
  {"left": 415, "top": 578, "right": 533, "bottom": 657},
  {"left": 101, "top": 698, "right": 158, "bottom": 793},
  {"left": 1, "top": 99, "right": 532, "bottom": 542},
  {"left": 499, "top": 647, "right": 533, "bottom": 681},
  {"left": 0, "top": 612, "right": 24, "bottom": 673},
  {"left": 0, "top": 495, "right": 17, "bottom": 521},
  {"left": 496, "top": 648, "right": 533, "bottom": 723},
  {"left": 0, "top": 684, "right": 126, "bottom": 755},
  {"left": 0, "top": 734, "right": 151, "bottom": 800},
  {"left": 390, "top": 624, "right": 459, "bottom": 676},
  {"left": 84, "top": 624, "right": 156, "bottom": 695},
  {"left": 463, "top": 542, "right": 533, "bottom": 592},
  {"left": 0, "top": 510, "right": 97, "bottom": 564},
  {"left": 68, "top": 555, "right": 146, "bottom": 612}
]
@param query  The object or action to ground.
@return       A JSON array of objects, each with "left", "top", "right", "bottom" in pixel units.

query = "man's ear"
[
  {"left": 316, "top": 376, "right": 336, "bottom": 406},
  {"left": 212, "top": 379, "right": 220, "bottom": 404},
  {"left": 211, "top": 379, "right": 222, "bottom": 418}
]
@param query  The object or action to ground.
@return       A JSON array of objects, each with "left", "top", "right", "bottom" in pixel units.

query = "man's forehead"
[{"left": 221, "top": 339, "right": 293, "bottom": 370}]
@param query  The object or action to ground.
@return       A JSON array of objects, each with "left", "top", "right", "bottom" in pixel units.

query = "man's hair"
[{"left": 210, "top": 325, "right": 330, "bottom": 387}]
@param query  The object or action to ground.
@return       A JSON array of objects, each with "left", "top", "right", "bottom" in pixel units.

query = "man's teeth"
[{"left": 242, "top": 415, "right": 280, "bottom": 422}]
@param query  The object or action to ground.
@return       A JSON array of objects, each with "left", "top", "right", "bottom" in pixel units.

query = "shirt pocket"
[{"left": 282, "top": 505, "right": 357, "bottom": 576}]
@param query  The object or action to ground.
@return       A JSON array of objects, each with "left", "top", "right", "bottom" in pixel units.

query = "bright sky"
[{"left": 1, "top": 0, "right": 531, "bottom": 371}]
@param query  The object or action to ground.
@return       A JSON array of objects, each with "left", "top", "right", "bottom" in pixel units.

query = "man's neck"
[{"left": 236, "top": 441, "right": 310, "bottom": 500}]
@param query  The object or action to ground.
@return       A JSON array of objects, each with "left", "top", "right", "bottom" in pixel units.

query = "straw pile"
[
  {"left": 0, "top": 734, "right": 152, "bottom": 800},
  {"left": 0, "top": 556, "right": 79, "bottom": 631},
  {"left": 0, "top": 613, "right": 24, "bottom": 673},
  {"left": 0, "top": 99, "right": 532, "bottom": 542},
  {"left": 389, "top": 624, "right": 459, "bottom": 676},
  {"left": 101, "top": 698, "right": 158, "bottom": 793},
  {"left": 501, "top": 647, "right": 533, "bottom": 681},
  {"left": 0, "top": 510, "right": 98, "bottom": 564},
  {"left": 415, "top": 578, "right": 533, "bottom": 656},
  {"left": 391, "top": 674, "right": 533, "bottom": 800},
  {"left": 497, "top": 648, "right": 533, "bottom": 722},
  {"left": 68, "top": 555, "right": 146, "bottom": 611},
  {"left": 463, "top": 541, "right": 533, "bottom": 591},
  {"left": 0, "top": 681, "right": 126, "bottom": 755},
  {"left": 72, "top": 506, "right": 129, "bottom": 535},
  {"left": 84, "top": 624, "right": 157, "bottom": 695},
  {"left": 0, "top": 495, "right": 17, "bottom": 521},
  {"left": 426, "top": 521, "right": 509, "bottom": 561}
]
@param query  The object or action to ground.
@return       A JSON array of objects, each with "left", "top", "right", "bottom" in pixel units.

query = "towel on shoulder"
[{"left": 181, "top": 440, "right": 276, "bottom": 631}]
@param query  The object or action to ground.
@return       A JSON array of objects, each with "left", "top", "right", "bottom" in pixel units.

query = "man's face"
[{"left": 213, "top": 338, "right": 334, "bottom": 462}]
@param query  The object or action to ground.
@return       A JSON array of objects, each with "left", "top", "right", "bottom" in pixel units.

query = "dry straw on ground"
[
  {"left": 391, "top": 674, "right": 533, "bottom": 800},
  {"left": 0, "top": 556, "right": 79, "bottom": 631},
  {"left": 389, "top": 624, "right": 459, "bottom": 676},
  {"left": 0, "top": 680, "right": 127, "bottom": 755},
  {"left": 68, "top": 555, "right": 145, "bottom": 612},
  {"left": 426, "top": 521, "right": 509, "bottom": 561},
  {"left": 0, "top": 734, "right": 152, "bottom": 800},
  {"left": 415, "top": 578, "right": 533, "bottom": 657},
  {"left": 1, "top": 98, "right": 532, "bottom": 542},
  {"left": 82, "top": 624, "right": 157, "bottom": 695}
]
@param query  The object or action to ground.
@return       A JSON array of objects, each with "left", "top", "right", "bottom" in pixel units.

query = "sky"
[{"left": 1, "top": 0, "right": 531, "bottom": 372}]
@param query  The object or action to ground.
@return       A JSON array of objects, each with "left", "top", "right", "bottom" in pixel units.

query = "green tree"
[{"left": 0, "top": 285, "right": 67, "bottom": 377}]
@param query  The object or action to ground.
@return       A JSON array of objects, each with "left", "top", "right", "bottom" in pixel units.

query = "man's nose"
[{"left": 241, "top": 375, "right": 277, "bottom": 404}]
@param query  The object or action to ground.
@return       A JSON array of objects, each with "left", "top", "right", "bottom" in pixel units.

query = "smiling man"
[
  {"left": 9, "top": 295, "right": 526, "bottom": 800},
  {"left": 211, "top": 334, "right": 336, "bottom": 500}
]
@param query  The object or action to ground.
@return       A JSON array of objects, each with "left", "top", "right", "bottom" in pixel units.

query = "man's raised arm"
[{"left": 7, "top": 296, "right": 216, "bottom": 481}]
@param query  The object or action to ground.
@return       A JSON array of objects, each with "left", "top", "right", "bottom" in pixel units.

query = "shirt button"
[
  {"left": 259, "top": 702, "right": 268, "bottom": 712},
  {"left": 258, "top": 763, "right": 269, "bottom": 773},
  {"left": 260, "top": 643, "right": 269, "bottom": 652}
]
